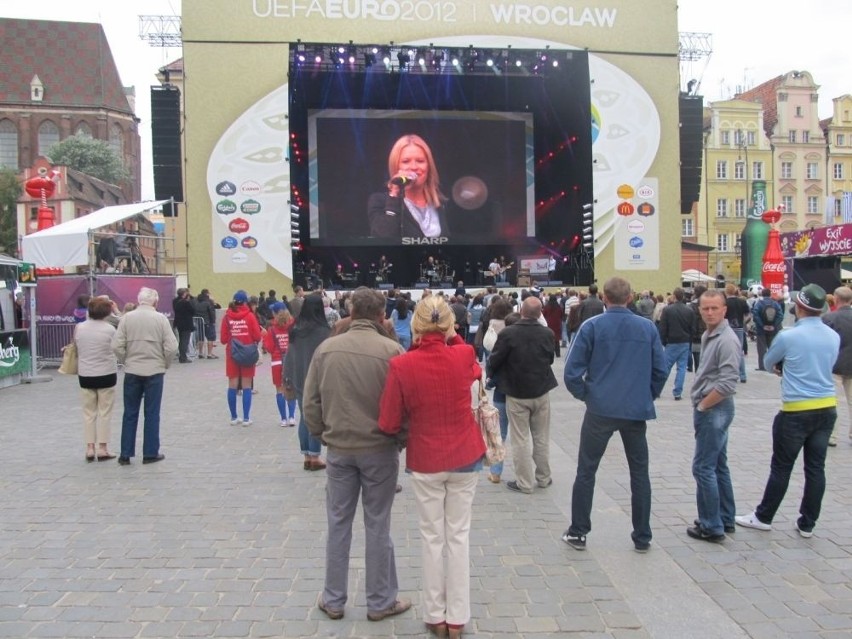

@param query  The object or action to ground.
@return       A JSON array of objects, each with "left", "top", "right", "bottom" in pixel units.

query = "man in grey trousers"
[{"left": 302, "top": 287, "right": 410, "bottom": 622}]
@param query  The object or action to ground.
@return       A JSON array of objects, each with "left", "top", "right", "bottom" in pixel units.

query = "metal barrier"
[{"left": 37, "top": 323, "right": 76, "bottom": 362}]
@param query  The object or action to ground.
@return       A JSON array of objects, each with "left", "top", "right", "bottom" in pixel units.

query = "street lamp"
[{"left": 736, "top": 129, "right": 749, "bottom": 287}]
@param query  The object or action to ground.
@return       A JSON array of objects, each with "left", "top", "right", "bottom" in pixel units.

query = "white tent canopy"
[
  {"left": 681, "top": 269, "right": 717, "bottom": 283},
  {"left": 21, "top": 201, "right": 170, "bottom": 268}
]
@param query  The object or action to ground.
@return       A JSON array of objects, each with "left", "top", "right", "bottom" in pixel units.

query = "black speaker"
[
  {"left": 151, "top": 86, "right": 184, "bottom": 216},
  {"left": 679, "top": 93, "right": 704, "bottom": 215}
]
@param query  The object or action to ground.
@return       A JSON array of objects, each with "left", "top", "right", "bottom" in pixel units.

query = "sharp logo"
[{"left": 402, "top": 237, "right": 448, "bottom": 245}]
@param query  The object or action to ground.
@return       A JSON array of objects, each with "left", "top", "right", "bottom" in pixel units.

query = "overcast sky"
[{"left": 3, "top": 0, "right": 849, "bottom": 198}]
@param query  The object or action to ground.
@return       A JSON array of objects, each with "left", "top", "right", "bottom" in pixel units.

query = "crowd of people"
[{"left": 67, "top": 276, "right": 852, "bottom": 637}]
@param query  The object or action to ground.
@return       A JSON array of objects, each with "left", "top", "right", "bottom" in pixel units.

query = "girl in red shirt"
[
  {"left": 263, "top": 303, "right": 297, "bottom": 427},
  {"left": 220, "top": 290, "right": 263, "bottom": 426}
]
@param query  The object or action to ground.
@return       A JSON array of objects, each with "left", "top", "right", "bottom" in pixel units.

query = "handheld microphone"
[{"left": 390, "top": 173, "right": 418, "bottom": 186}]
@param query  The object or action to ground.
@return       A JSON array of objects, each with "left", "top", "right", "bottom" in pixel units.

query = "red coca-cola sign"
[
  {"left": 228, "top": 217, "right": 250, "bottom": 234},
  {"left": 762, "top": 226, "right": 786, "bottom": 296}
]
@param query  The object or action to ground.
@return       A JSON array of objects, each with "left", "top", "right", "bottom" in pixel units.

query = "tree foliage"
[
  {"left": 0, "top": 167, "right": 22, "bottom": 255},
  {"left": 47, "top": 135, "right": 129, "bottom": 185}
]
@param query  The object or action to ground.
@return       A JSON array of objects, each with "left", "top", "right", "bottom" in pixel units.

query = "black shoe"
[
  {"left": 686, "top": 525, "right": 725, "bottom": 543},
  {"left": 694, "top": 518, "right": 735, "bottom": 534},
  {"left": 505, "top": 480, "right": 530, "bottom": 494},
  {"left": 674, "top": 396, "right": 682, "bottom": 401},
  {"left": 633, "top": 541, "right": 651, "bottom": 553},
  {"left": 142, "top": 454, "right": 165, "bottom": 464},
  {"left": 561, "top": 530, "right": 587, "bottom": 551},
  {"left": 117, "top": 456, "right": 130, "bottom": 465}
]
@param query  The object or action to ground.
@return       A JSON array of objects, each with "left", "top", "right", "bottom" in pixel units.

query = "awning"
[
  {"left": 20, "top": 201, "right": 170, "bottom": 268},
  {"left": 681, "top": 269, "right": 717, "bottom": 283}
]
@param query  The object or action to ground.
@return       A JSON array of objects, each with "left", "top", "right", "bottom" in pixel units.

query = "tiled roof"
[
  {"left": 0, "top": 18, "right": 132, "bottom": 114},
  {"left": 66, "top": 167, "right": 126, "bottom": 209},
  {"left": 159, "top": 58, "right": 184, "bottom": 73},
  {"left": 735, "top": 74, "right": 784, "bottom": 139}
]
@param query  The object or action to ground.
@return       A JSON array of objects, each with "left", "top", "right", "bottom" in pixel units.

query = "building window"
[
  {"left": 838, "top": 133, "right": 846, "bottom": 146},
  {"left": 109, "top": 123, "right": 124, "bottom": 159},
  {"left": 735, "top": 198, "right": 746, "bottom": 218},
  {"left": 38, "top": 120, "right": 60, "bottom": 157},
  {"left": 781, "top": 195, "right": 794, "bottom": 213},
  {"left": 75, "top": 123, "right": 92, "bottom": 138},
  {"left": 835, "top": 163, "right": 844, "bottom": 179},
  {"left": 716, "top": 198, "right": 728, "bottom": 217},
  {"left": 837, "top": 199, "right": 843, "bottom": 217},
  {"left": 747, "top": 131, "right": 756, "bottom": 146},
  {"left": 806, "top": 162, "right": 818, "bottom": 179},
  {"left": 734, "top": 161, "right": 745, "bottom": 180},
  {"left": 681, "top": 218, "right": 693, "bottom": 237},
  {"left": 807, "top": 196, "right": 819, "bottom": 214},
  {"left": 716, "top": 233, "right": 729, "bottom": 252},
  {"left": 716, "top": 160, "right": 727, "bottom": 179},
  {"left": 752, "top": 161, "right": 764, "bottom": 179},
  {"left": 781, "top": 161, "right": 793, "bottom": 179},
  {"left": 0, "top": 119, "right": 18, "bottom": 170},
  {"left": 733, "top": 130, "right": 743, "bottom": 145},
  {"left": 720, "top": 130, "right": 730, "bottom": 145},
  {"left": 789, "top": 130, "right": 797, "bottom": 143},
  {"left": 802, "top": 131, "right": 810, "bottom": 143}
]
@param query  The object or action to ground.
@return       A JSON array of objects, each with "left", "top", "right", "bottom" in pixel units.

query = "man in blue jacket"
[{"left": 563, "top": 277, "right": 668, "bottom": 553}]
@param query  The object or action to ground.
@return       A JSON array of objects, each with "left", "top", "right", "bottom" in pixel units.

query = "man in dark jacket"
[
  {"left": 822, "top": 285, "right": 852, "bottom": 445},
  {"left": 172, "top": 288, "right": 196, "bottom": 363},
  {"left": 752, "top": 289, "right": 784, "bottom": 371},
  {"left": 577, "top": 283, "right": 605, "bottom": 325},
  {"left": 563, "top": 276, "right": 668, "bottom": 552},
  {"left": 658, "top": 288, "right": 694, "bottom": 400},
  {"left": 487, "top": 296, "right": 558, "bottom": 494}
]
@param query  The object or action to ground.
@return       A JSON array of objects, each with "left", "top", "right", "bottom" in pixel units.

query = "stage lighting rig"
[{"left": 581, "top": 203, "right": 594, "bottom": 250}]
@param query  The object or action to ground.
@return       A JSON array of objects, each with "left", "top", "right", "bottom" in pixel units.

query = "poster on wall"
[
  {"left": 0, "top": 330, "right": 31, "bottom": 380},
  {"left": 613, "top": 177, "right": 660, "bottom": 271}
]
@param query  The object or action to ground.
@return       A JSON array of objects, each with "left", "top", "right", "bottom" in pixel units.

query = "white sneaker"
[
  {"left": 229, "top": 418, "right": 241, "bottom": 426},
  {"left": 242, "top": 419, "right": 252, "bottom": 427},
  {"left": 735, "top": 512, "right": 772, "bottom": 531},
  {"left": 280, "top": 419, "right": 289, "bottom": 428},
  {"left": 795, "top": 523, "right": 813, "bottom": 538},
  {"left": 288, "top": 418, "right": 296, "bottom": 427}
]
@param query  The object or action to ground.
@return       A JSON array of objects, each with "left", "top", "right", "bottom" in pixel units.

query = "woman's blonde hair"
[
  {"left": 387, "top": 134, "right": 446, "bottom": 208},
  {"left": 410, "top": 295, "right": 454, "bottom": 342},
  {"left": 273, "top": 308, "right": 293, "bottom": 328}
]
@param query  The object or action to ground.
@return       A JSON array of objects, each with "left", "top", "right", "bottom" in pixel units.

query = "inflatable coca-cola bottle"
[{"left": 761, "top": 209, "right": 786, "bottom": 297}]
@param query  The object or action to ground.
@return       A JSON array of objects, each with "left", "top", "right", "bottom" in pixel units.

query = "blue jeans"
[
  {"left": 664, "top": 342, "right": 690, "bottom": 398},
  {"left": 120, "top": 373, "right": 164, "bottom": 459},
  {"left": 297, "top": 394, "right": 322, "bottom": 457},
  {"left": 488, "top": 391, "right": 510, "bottom": 476},
  {"left": 755, "top": 408, "right": 836, "bottom": 532},
  {"left": 569, "top": 412, "right": 652, "bottom": 545},
  {"left": 692, "top": 397, "right": 736, "bottom": 534}
]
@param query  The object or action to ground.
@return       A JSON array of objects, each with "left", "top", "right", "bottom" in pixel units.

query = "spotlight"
[{"left": 582, "top": 204, "right": 594, "bottom": 249}]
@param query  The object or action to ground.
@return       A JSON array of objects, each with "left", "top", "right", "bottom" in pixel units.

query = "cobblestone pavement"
[{"left": 2, "top": 346, "right": 851, "bottom": 638}]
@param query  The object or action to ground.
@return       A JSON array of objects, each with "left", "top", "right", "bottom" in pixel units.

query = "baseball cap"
[
  {"left": 233, "top": 290, "right": 249, "bottom": 304},
  {"left": 270, "top": 302, "right": 286, "bottom": 314},
  {"left": 795, "top": 283, "right": 826, "bottom": 313}
]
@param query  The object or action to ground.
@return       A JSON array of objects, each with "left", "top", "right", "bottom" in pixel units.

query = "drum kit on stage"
[{"left": 420, "top": 260, "right": 454, "bottom": 284}]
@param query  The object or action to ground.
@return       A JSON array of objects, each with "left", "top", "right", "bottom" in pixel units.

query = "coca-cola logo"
[
  {"left": 229, "top": 218, "right": 250, "bottom": 234},
  {"left": 762, "top": 262, "right": 787, "bottom": 273}
]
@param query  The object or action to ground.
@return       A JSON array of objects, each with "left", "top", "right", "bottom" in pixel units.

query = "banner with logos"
[
  {"left": 0, "top": 329, "right": 30, "bottom": 380},
  {"left": 781, "top": 224, "right": 852, "bottom": 259}
]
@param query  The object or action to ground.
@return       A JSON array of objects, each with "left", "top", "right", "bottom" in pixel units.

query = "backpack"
[
  {"left": 760, "top": 303, "right": 777, "bottom": 332},
  {"left": 230, "top": 338, "right": 259, "bottom": 367}
]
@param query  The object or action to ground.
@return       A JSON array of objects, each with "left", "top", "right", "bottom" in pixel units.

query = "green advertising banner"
[{"left": 0, "top": 330, "right": 31, "bottom": 379}]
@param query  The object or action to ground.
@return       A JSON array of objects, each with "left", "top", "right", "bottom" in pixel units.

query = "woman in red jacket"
[
  {"left": 221, "top": 290, "right": 263, "bottom": 426},
  {"left": 379, "top": 296, "right": 484, "bottom": 639},
  {"left": 262, "top": 302, "right": 297, "bottom": 427}
]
